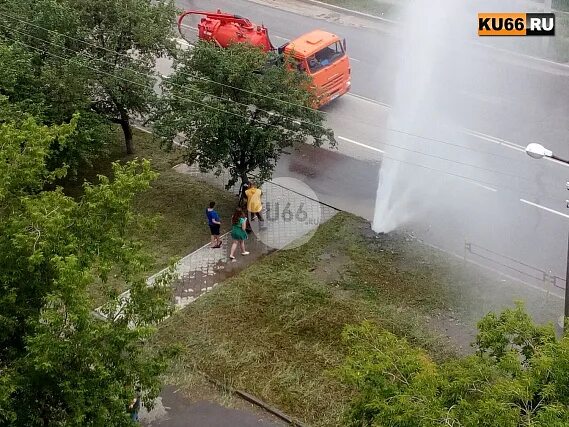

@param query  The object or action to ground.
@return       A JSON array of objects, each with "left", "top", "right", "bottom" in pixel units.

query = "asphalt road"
[
  {"left": 169, "top": 0, "right": 569, "bottom": 309},
  {"left": 179, "top": 0, "right": 569, "bottom": 156}
]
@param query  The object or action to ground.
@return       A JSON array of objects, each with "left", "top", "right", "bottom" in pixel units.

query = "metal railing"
[{"left": 464, "top": 240, "right": 566, "bottom": 292}]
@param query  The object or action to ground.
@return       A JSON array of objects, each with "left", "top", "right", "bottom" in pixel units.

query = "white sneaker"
[{"left": 241, "top": 251, "right": 250, "bottom": 256}]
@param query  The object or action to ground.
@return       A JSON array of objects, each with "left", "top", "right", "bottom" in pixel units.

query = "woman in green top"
[{"left": 229, "top": 208, "right": 249, "bottom": 260}]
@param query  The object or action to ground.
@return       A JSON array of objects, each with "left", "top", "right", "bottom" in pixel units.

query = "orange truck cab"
[
  {"left": 177, "top": 10, "right": 351, "bottom": 108},
  {"left": 282, "top": 30, "right": 351, "bottom": 108}
]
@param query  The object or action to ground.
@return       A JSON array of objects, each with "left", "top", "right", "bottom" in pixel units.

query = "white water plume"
[{"left": 373, "top": 0, "right": 549, "bottom": 234}]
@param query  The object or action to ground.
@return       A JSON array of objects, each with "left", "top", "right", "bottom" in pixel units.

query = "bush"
[{"left": 340, "top": 303, "right": 569, "bottom": 427}]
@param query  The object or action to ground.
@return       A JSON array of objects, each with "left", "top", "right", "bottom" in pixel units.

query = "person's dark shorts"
[{"left": 209, "top": 224, "right": 220, "bottom": 236}]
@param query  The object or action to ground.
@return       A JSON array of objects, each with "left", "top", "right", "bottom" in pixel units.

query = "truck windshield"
[{"left": 306, "top": 41, "right": 345, "bottom": 73}]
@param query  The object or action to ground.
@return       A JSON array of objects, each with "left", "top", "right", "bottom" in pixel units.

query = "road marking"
[
  {"left": 520, "top": 199, "right": 569, "bottom": 219},
  {"left": 272, "top": 34, "right": 290, "bottom": 42},
  {"left": 349, "top": 57, "right": 361, "bottom": 62},
  {"left": 473, "top": 41, "right": 569, "bottom": 71},
  {"left": 451, "top": 175, "right": 498, "bottom": 192},
  {"left": 463, "top": 129, "right": 525, "bottom": 153},
  {"left": 466, "top": 130, "right": 525, "bottom": 150},
  {"left": 180, "top": 23, "right": 198, "bottom": 31},
  {"left": 338, "top": 135, "right": 499, "bottom": 193},
  {"left": 337, "top": 135, "right": 385, "bottom": 153},
  {"left": 346, "top": 93, "right": 391, "bottom": 108},
  {"left": 468, "top": 181, "right": 498, "bottom": 192},
  {"left": 465, "top": 129, "right": 569, "bottom": 168}
]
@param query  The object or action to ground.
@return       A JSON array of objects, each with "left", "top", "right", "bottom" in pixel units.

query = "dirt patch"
[
  {"left": 423, "top": 310, "right": 476, "bottom": 356},
  {"left": 310, "top": 251, "right": 351, "bottom": 284},
  {"left": 144, "top": 372, "right": 288, "bottom": 426}
]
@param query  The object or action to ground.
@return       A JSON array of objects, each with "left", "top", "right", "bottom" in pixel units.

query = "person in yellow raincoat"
[{"left": 245, "top": 181, "right": 264, "bottom": 224}]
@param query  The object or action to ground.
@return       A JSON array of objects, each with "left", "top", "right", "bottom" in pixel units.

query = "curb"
[{"left": 299, "top": 0, "right": 397, "bottom": 24}]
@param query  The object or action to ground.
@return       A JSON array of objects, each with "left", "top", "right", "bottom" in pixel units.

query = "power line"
[
  {"left": 1, "top": 37, "right": 548, "bottom": 203},
  {"left": 0, "top": 9, "right": 320, "bottom": 113},
  {"left": 0, "top": 22, "right": 328, "bottom": 133},
  {"left": 0, "top": 9, "right": 543, "bottom": 172},
  {"left": 372, "top": 135, "right": 529, "bottom": 181},
  {"left": 1, "top": 19, "right": 537, "bottom": 184},
  {"left": 384, "top": 127, "right": 523, "bottom": 164},
  {"left": 1, "top": 28, "right": 561, "bottom": 202},
  {"left": 1, "top": 35, "right": 294, "bottom": 132}
]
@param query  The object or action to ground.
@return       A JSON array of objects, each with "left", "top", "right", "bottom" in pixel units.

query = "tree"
[
  {"left": 0, "top": 0, "right": 177, "bottom": 155},
  {"left": 0, "top": 112, "right": 173, "bottom": 426},
  {"left": 71, "top": 0, "right": 176, "bottom": 154},
  {"left": 155, "top": 41, "right": 335, "bottom": 188},
  {"left": 340, "top": 303, "right": 569, "bottom": 427},
  {"left": 0, "top": 20, "right": 113, "bottom": 176}
]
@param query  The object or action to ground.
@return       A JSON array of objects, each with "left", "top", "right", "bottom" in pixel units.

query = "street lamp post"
[{"left": 525, "top": 143, "right": 569, "bottom": 332}]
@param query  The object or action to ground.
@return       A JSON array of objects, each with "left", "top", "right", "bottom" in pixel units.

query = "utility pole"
[
  {"left": 526, "top": 143, "right": 569, "bottom": 333},
  {"left": 565, "top": 182, "right": 569, "bottom": 327}
]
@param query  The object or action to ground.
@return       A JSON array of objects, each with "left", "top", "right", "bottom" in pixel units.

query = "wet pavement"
[
  {"left": 169, "top": 163, "right": 338, "bottom": 310},
  {"left": 166, "top": 0, "right": 569, "bottom": 306},
  {"left": 140, "top": 386, "right": 286, "bottom": 427},
  {"left": 105, "top": 164, "right": 339, "bottom": 426},
  {"left": 95, "top": 163, "right": 337, "bottom": 317}
]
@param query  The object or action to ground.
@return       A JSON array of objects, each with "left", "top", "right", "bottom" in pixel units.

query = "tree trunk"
[
  {"left": 238, "top": 172, "right": 249, "bottom": 207},
  {"left": 119, "top": 109, "right": 134, "bottom": 155},
  {"left": 240, "top": 172, "right": 249, "bottom": 188}
]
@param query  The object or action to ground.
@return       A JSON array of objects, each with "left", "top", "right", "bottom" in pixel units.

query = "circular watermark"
[{"left": 248, "top": 177, "right": 322, "bottom": 250}]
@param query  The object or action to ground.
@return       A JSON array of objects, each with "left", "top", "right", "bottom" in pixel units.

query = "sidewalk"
[
  {"left": 166, "top": 163, "right": 338, "bottom": 311},
  {"left": 96, "top": 164, "right": 337, "bottom": 315},
  {"left": 101, "top": 163, "right": 337, "bottom": 425}
]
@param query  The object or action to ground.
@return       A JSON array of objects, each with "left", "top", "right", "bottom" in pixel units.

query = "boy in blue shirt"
[{"left": 206, "top": 201, "right": 222, "bottom": 248}]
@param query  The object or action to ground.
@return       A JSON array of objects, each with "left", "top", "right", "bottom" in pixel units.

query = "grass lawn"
[
  {"left": 63, "top": 127, "right": 559, "bottom": 424},
  {"left": 152, "top": 213, "right": 466, "bottom": 427},
  {"left": 63, "top": 129, "right": 237, "bottom": 308}
]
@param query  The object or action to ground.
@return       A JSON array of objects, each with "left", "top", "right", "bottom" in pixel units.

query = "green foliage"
[
  {"left": 0, "top": 116, "right": 75, "bottom": 201},
  {"left": 340, "top": 303, "right": 569, "bottom": 426},
  {"left": 70, "top": 0, "right": 177, "bottom": 154},
  {"left": 155, "top": 41, "right": 335, "bottom": 188},
  {"left": 0, "top": 114, "right": 173, "bottom": 425},
  {"left": 0, "top": 25, "right": 112, "bottom": 176},
  {"left": 0, "top": 0, "right": 176, "bottom": 158}
]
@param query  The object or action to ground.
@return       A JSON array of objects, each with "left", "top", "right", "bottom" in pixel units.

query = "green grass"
[
  {"left": 62, "top": 129, "right": 237, "bottom": 307},
  {"left": 61, "top": 127, "right": 559, "bottom": 424},
  {"left": 150, "top": 206, "right": 563, "bottom": 425},
  {"left": 152, "top": 213, "right": 463, "bottom": 427}
]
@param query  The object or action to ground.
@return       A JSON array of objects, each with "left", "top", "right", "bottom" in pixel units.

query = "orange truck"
[{"left": 178, "top": 10, "right": 351, "bottom": 108}]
